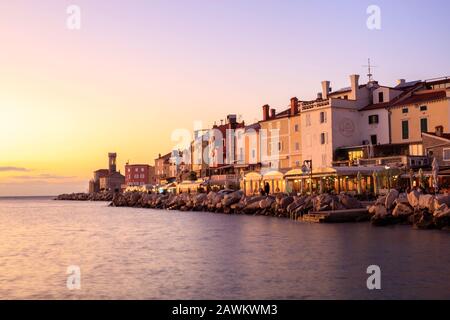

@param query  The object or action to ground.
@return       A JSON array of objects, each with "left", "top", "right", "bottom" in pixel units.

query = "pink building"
[{"left": 125, "top": 163, "right": 155, "bottom": 186}]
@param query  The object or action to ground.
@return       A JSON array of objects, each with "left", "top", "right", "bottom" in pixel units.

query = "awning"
[
  {"left": 286, "top": 166, "right": 388, "bottom": 178},
  {"left": 243, "top": 172, "right": 262, "bottom": 181},
  {"left": 262, "top": 170, "right": 284, "bottom": 180}
]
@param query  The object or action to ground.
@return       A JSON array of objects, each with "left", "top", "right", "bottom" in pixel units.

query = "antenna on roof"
[{"left": 363, "top": 58, "right": 377, "bottom": 82}]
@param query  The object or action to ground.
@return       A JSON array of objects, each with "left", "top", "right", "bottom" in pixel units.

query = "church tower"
[{"left": 108, "top": 153, "right": 117, "bottom": 173}]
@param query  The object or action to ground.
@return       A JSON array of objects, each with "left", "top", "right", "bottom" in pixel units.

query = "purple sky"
[{"left": 1, "top": 0, "right": 449, "bottom": 195}]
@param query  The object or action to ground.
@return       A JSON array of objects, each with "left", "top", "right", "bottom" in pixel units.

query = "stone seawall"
[
  {"left": 56, "top": 189, "right": 450, "bottom": 230},
  {"left": 110, "top": 190, "right": 366, "bottom": 220},
  {"left": 55, "top": 192, "right": 113, "bottom": 201}
]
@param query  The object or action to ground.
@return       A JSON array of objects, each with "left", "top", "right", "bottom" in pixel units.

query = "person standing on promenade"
[{"left": 264, "top": 182, "right": 270, "bottom": 195}]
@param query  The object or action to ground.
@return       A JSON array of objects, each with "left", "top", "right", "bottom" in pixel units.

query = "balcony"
[{"left": 300, "top": 99, "right": 330, "bottom": 111}]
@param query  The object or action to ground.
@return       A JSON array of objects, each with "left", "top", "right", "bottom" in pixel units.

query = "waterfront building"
[
  {"left": 190, "top": 130, "right": 209, "bottom": 178},
  {"left": 125, "top": 163, "right": 155, "bottom": 187},
  {"left": 208, "top": 114, "right": 245, "bottom": 171},
  {"left": 89, "top": 153, "right": 125, "bottom": 193},
  {"left": 389, "top": 88, "right": 449, "bottom": 153},
  {"left": 89, "top": 153, "right": 125, "bottom": 192},
  {"left": 154, "top": 152, "right": 172, "bottom": 185}
]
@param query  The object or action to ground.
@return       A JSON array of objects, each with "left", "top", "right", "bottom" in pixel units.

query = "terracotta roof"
[
  {"left": 359, "top": 101, "right": 390, "bottom": 111},
  {"left": 395, "top": 80, "right": 422, "bottom": 89},
  {"left": 391, "top": 90, "right": 447, "bottom": 107},
  {"left": 245, "top": 122, "right": 261, "bottom": 131},
  {"left": 155, "top": 152, "right": 172, "bottom": 161},
  {"left": 422, "top": 132, "right": 450, "bottom": 141}
]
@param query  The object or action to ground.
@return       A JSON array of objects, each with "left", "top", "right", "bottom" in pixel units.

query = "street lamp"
[{"left": 302, "top": 160, "right": 313, "bottom": 194}]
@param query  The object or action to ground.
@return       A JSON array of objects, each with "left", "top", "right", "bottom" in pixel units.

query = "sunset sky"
[{"left": 1, "top": 0, "right": 449, "bottom": 196}]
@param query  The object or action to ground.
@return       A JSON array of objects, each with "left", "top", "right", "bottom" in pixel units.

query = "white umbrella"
[
  {"left": 356, "top": 171, "right": 362, "bottom": 195},
  {"left": 432, "top": 157, "right": 439, "bottom": 191}
]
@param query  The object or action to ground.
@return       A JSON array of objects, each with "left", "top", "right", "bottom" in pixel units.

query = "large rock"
[
  {"left": 259, "top": 197, "right": 275, "bottom": 209},
  {"left": 385, "top": 189, "right": 399, "bottom": 209},
  {"left": 279, "top": 196, "right": 294, "bottom": 210},
  {"left": 433, "top": 208, "right": 450, "bottom": 229},
  {"left": 414, "top": 212, "right": 435, "bottom": 230},
  {"left": 222, "top": 191, "right": 243, "bottom": 207},
  {"left": 407, "top": 189, "right": 421, "bottom": 208},
  {"left": 392, "top": 203, "right": 413, "bottom": 217},
  {"left": 418, "top": 194, "right": 435, "bottom": 212},
  {"left": 339, "top": 194, "right": 362, "bottom": 209},
  {"left": 394, "top": 193, "right": 409, "bottom": 206}
]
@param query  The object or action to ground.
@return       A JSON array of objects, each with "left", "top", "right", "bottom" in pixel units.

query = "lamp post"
[{"left": 302, "top": 160, "right": 313, "bottom": 195}]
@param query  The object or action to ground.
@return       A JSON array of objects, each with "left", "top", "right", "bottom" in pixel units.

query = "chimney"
[
  {"left": 270, "top": 109, "right": 276, "bottom": 118},
  {"left": 290, "top": 97, "right": 299, "bottom": 116},
  {"left": 262, "top": 104, "right": 270, "bottom": 121},
  {"left": 435, "top": 125, "right": 444, "bottom": 136},
  {"left": 227, "top": 114, "right": 237, "bottom": 125},
  {"left": 317, "top": 92, "right": 323, "bottom": 100},
  {"left": 321, "top": 81, "right": 330, "bottom": 99},
  {"left": 350, "top": 74, "right": 360, "bottom": 99},
  {"left": 397, "top": 79, "right": 406, "bottom": 86}
]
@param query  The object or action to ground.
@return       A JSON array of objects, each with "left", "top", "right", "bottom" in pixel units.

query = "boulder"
[
  {"left": 418, "top": 194, "right": 435, "bottom": 212},
  {"left": 259, "top": 197, "right": 275, "bottom": 209},
  {"left": 385, "top": 189, "right": 399, "bottom": 209},
  {"left": 222, "top": 191, "right": 243, "bottom": 207},
  {"left": 339, "top": 194, "right": 362, "bottom": 209},
  {"left": 407, "top": 189, "right": 421, "bottom": 208},
  {"left": 392, "top": 203, "right": 413, "bottom": 217},
  {"left": 279, "top": 196, "right": 294, "bottom": 210},
  {"left": 375, "top": 196, "right": 386, "bottom": 206}
]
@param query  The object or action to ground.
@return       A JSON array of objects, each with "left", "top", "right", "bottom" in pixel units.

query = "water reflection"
[{"left": 0, "top": 198, "right": 449, "bottom": 299}]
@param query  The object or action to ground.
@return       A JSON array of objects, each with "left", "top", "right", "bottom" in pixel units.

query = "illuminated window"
[{"left": 348, "top": 150, "right": 364, "bottom": 162}]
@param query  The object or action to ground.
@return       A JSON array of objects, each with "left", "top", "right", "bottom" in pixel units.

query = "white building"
[
  {"left": 358, "top": 85, "right": 403, "bottom": 146},
  {"left": 300, "top": 74, "right": 372, "bottom": 169}
]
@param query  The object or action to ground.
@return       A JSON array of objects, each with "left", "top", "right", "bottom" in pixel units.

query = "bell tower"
[{"left": 108, "top": 153, "right": 117, "bottom": 173}]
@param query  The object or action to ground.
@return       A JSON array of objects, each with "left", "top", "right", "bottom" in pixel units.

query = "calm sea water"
[{"left": 0, "top": 197, "right": 449, "bottom": 300}]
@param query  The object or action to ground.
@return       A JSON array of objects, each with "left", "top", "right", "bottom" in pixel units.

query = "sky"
[{"left": 0, "top": 0, "right": 449, "bottom": 196}]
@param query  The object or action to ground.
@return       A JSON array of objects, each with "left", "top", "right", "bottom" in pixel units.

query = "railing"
[{"left": 300, "top": 99, "right": 330, "bottom": 111}]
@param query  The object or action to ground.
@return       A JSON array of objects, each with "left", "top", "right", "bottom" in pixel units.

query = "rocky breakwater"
[
  {"left": 55, "top": 192, "right": 114, "bottom": 201},
  {"left": 368, "top": 189, "right": 450, "bottom": 230},
  {"left": 110, "top": 190, "right": 365, "bottom": 220}
]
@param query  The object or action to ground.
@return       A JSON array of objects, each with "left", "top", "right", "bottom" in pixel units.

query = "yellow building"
[
  {"left": 258, "top": 97, "right": 301, "bottom": 171},
  {"left": 390, "top": 89, "right": 449, "bottom": 154}
]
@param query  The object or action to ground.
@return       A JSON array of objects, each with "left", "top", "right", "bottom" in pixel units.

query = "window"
[
  {"left": 420, "top": 105, "right": 427, "bottom": 111},
  {"left": 378, "top": 92, "right": 384, "bottom": 103},
  {"left": 295, "top": 161, "right": 300, "bottom": 167},
  {"left": 368, "top": 115, "right": 379, "bottom": 124},
  {"left": 443, "top": 149, "right": 450, "bottom": 161},
  {"left": 294, "top": 124, "right": 299, "bottom": 132},
  {"left": 135, "top": 168, "right": 138, "bottom": 172},
  {"left": 278, "top": 142, "right": 282, "bottom": 151},
  {"left": 348, "top": 150, "right": 363, "bottom": 162},
  {"left": 141, "top": 168, "right": 144, "bottom": 172},
  {"left": 320, "top": 132, "right": 327, "bottom": 145},
  {"left": 370, "top": 135, "right": 377, "bottom": 145},
  {"left": 402, "top": 120, "right": 409, "bottom": 139},
  {"left": 305, "top": 114, "right": 311, "bottom": 126},
  {"left": 239, "top": 147, "right": 244, "bottom": 161},
  {"left": 295, "top": 142, "right": 300, "bottom": 150},
  {"left": 252, "top": 149, "right": 256, "bottom": 158},
  {"left": 344, "top": 95, "right": 348, "bottom": 100},
  {"left": 402, "top": 108, "right": 408, "bottom": 114},
  {"left": 420, "top": 118, "right": 428, "bottom": 133},
  {"left": 320, "top": 111, "right": 327, "bottom": 123}
]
